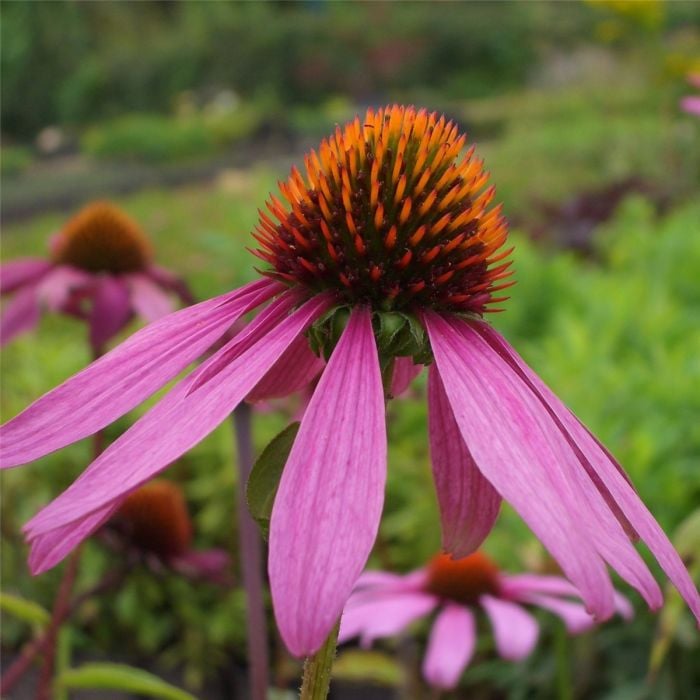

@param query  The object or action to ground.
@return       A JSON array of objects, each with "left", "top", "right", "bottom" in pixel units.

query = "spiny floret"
[
  {"left": 54, "top": 201, "right": 153, "bottom": 274},
  {"left": 425, "top": 552, "right": 502, "bottom": 605},
  {"left": 253, "top": 105, "right": 513, "bottom": 314},
  {"left": 114, "top": 480, "right": 193, "bottom": 559}
]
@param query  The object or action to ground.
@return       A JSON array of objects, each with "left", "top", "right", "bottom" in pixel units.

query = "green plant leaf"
[
  {"left": 55, "top": 663, "right": 197, "bottom": 700},
  {"left": 0, "top": 592, "right": 51, "bottom": 628},
  {"left": 246, "top": 422, "right": 300, "bottom": 539}
]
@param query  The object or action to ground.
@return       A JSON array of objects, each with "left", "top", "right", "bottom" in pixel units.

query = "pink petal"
[
  {"left": 422, "top": 604, "right": 476, "bottom": 690},
  {"left": 680, "top": 96, "right": 700, "bottom": 116},
  {"left": 501, "top": 573, "right": 580, "bottom": 599},
  {"left": 36, "top": 266, "right": 92, "bottom": 311},
  {"left": 127, "top": 273, "right": 176, "bottom": 322},
  {"left": 1, "top": 285, "right": 41, "bottom": 345},
  {"left": 480, "top": 594, "right": 539, "bottom": 661},
  {"left": 88, "top": 276, "right": 132, "bottom": 349},
  {"left": 353, "top": 569, "right": 427, "bottom": 592},
  {"left": 23, "top": 293, "right": 331, "bottom": 574},
  {"left": 390, "top": 357, "right": 422, "bottom": 397},
  {"left": 424, "top": 312, "right": 616, "bottom": 619},
  {"left": 339, "top": 591, "right": 437, "bottom": 647},
  {"left": 515, "top": 592, "right": 596, "bottom": 634},
  {"left": 470, "top": 321, "right": 661, "bottom": 610},
  {"left": 428, "top": 366, "right": 502, "bottom": 557},
  {"left": 145, "top": 265, "right": 194, "bottom": 305},
  {"left": 472, "top": 322, "right": 699, "bottom": 622},
  {"left": 0, "top": 259, "right": 52, "bottom": 294},
  {"left": 247, "top": 332, "right": 324, "bottom": 401},
  {"left": 170, "top": 549, "right": 231, "bottom": 585},
  {"left": 1, "top": 279, "right": 281, "bottom": 468},
  {"left": 269, "top": 307, "right": 387, "bottom": 657}
]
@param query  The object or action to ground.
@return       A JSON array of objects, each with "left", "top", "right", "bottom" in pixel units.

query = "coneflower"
[
  {"left": 339, "top": 552, "right": 633, "bottom": 690},
  {"left": 1, "top": 201, "right": 192, "bottom": 350},
  {"left": 108, "top": 479, "right": 230, "bottom": 583},
  {"left": 1, "top": 107, "right": 698, "bottom": 660}
]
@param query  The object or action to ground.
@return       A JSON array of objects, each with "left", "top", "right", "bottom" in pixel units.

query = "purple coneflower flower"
[
  {"left": 1, "top": 106, "right": 698, "bottom": 658},
  {"left": 339, "top": 552, "right": 633, "bottom": 690},
  {"left": 1, "top": 201, "right": 191, "bottom": 349},
  {"left": 107, "top": 478, "right": 230, "bottom": 585}
]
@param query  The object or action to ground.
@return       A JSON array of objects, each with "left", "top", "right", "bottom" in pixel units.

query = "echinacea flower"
[
  {"left": 680, "top": 73, "right": 700, "bottom": 117},
  {"left": 105, "top": 479, "right": 230, "bottom": 584},
  {"left": 339, "top": 552, "right": 633, "bottom": 690},
  {"left": 1, "top": 106, "right": 698, "bottom": 658},
  {"left": 0, "top": 201, "right": 192, "bottom": 349}
]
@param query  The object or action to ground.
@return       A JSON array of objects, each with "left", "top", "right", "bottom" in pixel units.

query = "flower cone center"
[
  {"left": 114, "top": 480, "right": 192, "bottom": 559},
  {"left": 425, "top": 552, "right": 501, "bottom": 605},
  {"left": 254, "top": 105, "right": 512, "bottom": 315},
  {"left": 53, "top": 202, "right": 153, "bottom": 274}
]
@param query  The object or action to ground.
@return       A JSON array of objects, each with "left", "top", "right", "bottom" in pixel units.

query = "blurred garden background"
[{"left": 1, "top": 1, "right": 699, "bottom": 698}]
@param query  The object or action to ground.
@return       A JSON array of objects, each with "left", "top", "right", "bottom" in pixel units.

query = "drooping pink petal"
[
  {"left": 514, "top": 592, "right": 595, "bottom": 634},
  {"left": 145, "top": 265, "right": 195, "bottom": 305},
  {"left": 422, "top": 604, "right": 476, "bottom": 690},
  {"left": 472, "top": 321, "right": 700, "bottom": 622},
  {"left": 480, "top": 594, "right": 539, "bottom": 661},
  {"left": 353, "top": 569, "right": 428, "bottom": 593},
  {"left": 680, "top": 96, "right": 700, "bottom": 117},
  {"left": 88, "top": 275, "right": 133, "bottom": 349},
  {"left": 466, "top": 320, "right": 661, "bottom": 610},
  {"left": 247, "top": 332, "right": 324, "bottom": 402},
  {"left": 0, "top": 285, "right": 41, "bottom": 346},
  {"left": 269, "top": 307, "right": 387, "bottom": 657},
  {"left": 23, "top": 293, "right": 331, "bottom": 574},
  {"left": 28, "top": 506, "right": 119, "bottom": 574},
  {"left": 428, "top": 366, "right": 502, "bottom": 557},
  {"left": 500, "top": 573, "right": 581, "bottom": 599},
  {"left": 390, "top": 357, "right": 422, "bottom": 397},
  {"left": 339, "top": 592, "right": 437, "bottom": 647},
  {"left": 127, "top": 273, "right": 176, "bottom": 322},
  {"left": 0, "top": 259, "right": 52, "bottom": 294},
  {"left": 0, "top": 279, "right": 282, "bottom": 468},
  {"left": 171, "top": 549, "right": 231, "bottom": 585},
  {"left": 36, "top": 266, "right": 92, "bottom": 311},
  {"left": 424, "top": 312, "right": 616, "bottom": 619}
]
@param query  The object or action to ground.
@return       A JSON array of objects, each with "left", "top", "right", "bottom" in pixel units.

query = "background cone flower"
[
  {"left": 339, "top": 552, "right": 633, "bottom": 690},
  {"left": 680, "top": 73, "right": 700, "bottom": 117},
  {"left": 108, "top": 478, "right": 230, "bottom": 584},
  {"left": 0, "top": 201, "right": 192, "bottom": 349},
  {"left": 0, "top": 107, "right": 698, "bottom": 658}
]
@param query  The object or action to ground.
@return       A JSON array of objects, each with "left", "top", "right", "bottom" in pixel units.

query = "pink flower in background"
[
  {"left": 1, "top": 201, "right": 192, "bottom": 349},
  {"left": 340, "top": 552, "right": 633, "bottom": 689},
  {"left": 1, "top": 107, "right": 698, "bottom": 658},
  {"left": 105, "top": 478, "right": 231, "bottom": 585},
  {"left": 680, "top": 73, "right": 700, "bottom": 117}
]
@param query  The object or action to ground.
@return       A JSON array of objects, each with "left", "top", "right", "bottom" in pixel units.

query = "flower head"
[
  {"left": 1, "top": 107, "right": 698, "bottom": 660},
  {"left": 339, "top": 553, "right": 633, "bottom": 690},
  {"left": 0, "top": 201, "right": 191, "bottom": 349},
  {"left": 254, "top": 105, "right": 511, "bottom": 316},
  {"left": 680, "top": 73, "right": 700, "bottom": 118},
  {"left": 106, "top": 479, "right": 230, "bottom": 584},
  {"left": 53, "top": 201, "right": 153, "bottom": 274}
]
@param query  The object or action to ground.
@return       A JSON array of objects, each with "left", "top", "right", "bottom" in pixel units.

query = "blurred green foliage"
[{"left": 1, "top": 0, "right": 591, "bottom": 138}]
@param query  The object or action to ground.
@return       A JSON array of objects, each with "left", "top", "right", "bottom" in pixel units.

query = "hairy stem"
[
  {"left": 232, "top": 403, "right": 270, "bottom": 700},
  {"left": 299, "top": 621, "right": 340, "bottom": 700}
]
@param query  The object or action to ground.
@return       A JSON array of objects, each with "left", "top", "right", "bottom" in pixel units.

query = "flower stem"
[
  {"left": 232, "top": 403, "right": 270, "bottom": 700},
  {"left": 555, "top": 624, "right": 574, "bottom": 700},
  {"left": 299, "top": 620, "right": 340, "bottom": 700}
]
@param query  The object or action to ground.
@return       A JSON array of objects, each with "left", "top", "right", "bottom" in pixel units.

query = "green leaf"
[
  {"left": 246, "top": 422, "right": 300, "bottom": 540},
  {"left": 55, "top": 663, "right": 197, "bottom": 700},
  {"left": 333, "top": 650, "right": 403, "bottom": 687},
  {"left": 0, "top": 592, "right": 51, "bottom": 628}
]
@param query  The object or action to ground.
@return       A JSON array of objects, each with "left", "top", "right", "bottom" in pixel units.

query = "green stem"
[
  {"left": 555, "top": 623, "right": 574, "bottom": 700},
  {"left": 299, "top": 621, "right": 340, "bottom": 700}
]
